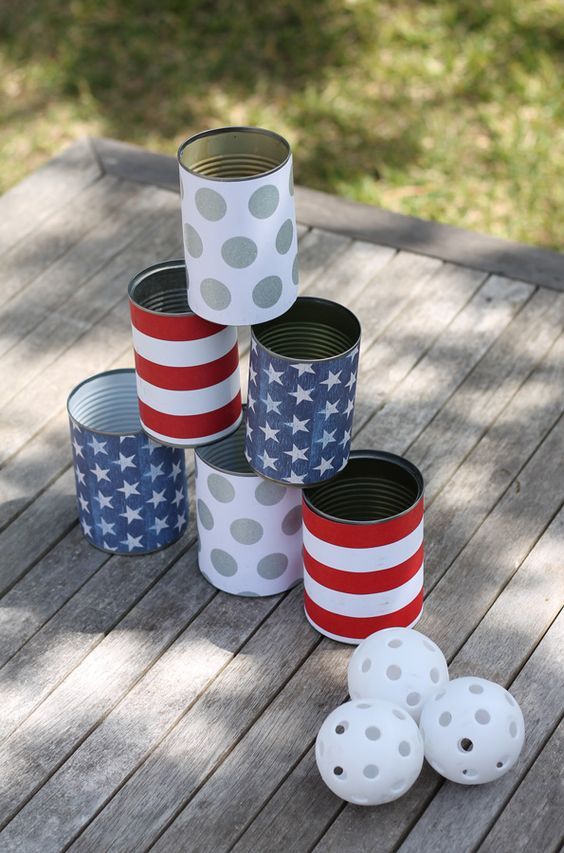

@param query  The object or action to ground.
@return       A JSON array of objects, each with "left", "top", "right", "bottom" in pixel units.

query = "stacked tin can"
[{"left": 67, "top": 125, "right": 424, "bottom": 643}]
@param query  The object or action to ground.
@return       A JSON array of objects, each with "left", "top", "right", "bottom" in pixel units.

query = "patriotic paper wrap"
[
  {"left": 195, "top": 420, "right": 303, "bottom": 596},
  {"left": 245, "top": 297, "right": 360, "bottom": 486},
  {"left": 67, "top": 370, "right": 188, "bottom": 555},
  {"left": 302, "top": 450, "right": 424, "bottom": 644},
  {"left": 178, "top": 126, "right": 298, "bottom": 326},
  {"left": 129, "top": 261, "right": 242, "bottom": 447}
]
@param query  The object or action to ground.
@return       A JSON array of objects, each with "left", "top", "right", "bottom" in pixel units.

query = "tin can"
[
  {"left": 67, "top": 369, "right": 189, "bottom": 554},
  {"left": 302, "top": 450, "right": 424, "bottom": 643},
  {"left": 178, "top": 126, "right": 298, "bottom": 326},
  {"left": 195, "top": 415, "right": 303, "bottom": 596},
  {"left": 129, "top": 260, "right": 242, "bottom": 447},
  {"left": 244, "top": 296, "right": 360, "bottom": 486}
]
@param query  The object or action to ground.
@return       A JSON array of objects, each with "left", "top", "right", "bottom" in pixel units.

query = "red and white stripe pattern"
[
  {"left": 302, "top": 496, "right": 424, "bottom": 643},
  {"left": 130, "top": 300, "right": 242, "bottom": 446}
]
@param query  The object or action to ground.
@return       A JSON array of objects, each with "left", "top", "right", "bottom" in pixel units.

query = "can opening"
[
  {"left": 253, "top": 297, "right": 360, "bottom": 360},
  {"left": 129, "top": 262, "right": 191, "bottom": 315},
  {"left": 68, "top": 370, "right": 142, "bottom": 435},
  {"left": 179, "top": 127, "right": 289, "bottom": 179},
  {"left": 196, "top": 418, "right": 254, "bottom": 476},
  {"left": 305, "top": 452, "right": 423, "bottom": 522}
]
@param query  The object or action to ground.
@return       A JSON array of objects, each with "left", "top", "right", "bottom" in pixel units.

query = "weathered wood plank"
[
  {"left": 0, "top": 543, "right": 208, "bottom": 829},
  {"left": 0, "top": 526, "right": 109, "bottom": 669},
  {"left": 0, "top": 588, "right": 283, "bottom": 852},
  {"left": 0, "top": 138, "right": 101, "bottom": 255},
  {"left": 355, "top": 275, "right": 534, "bottom": 454},
  {"left": 477, "top": 720, "right": 564, "bottom": 853},
  {"left": 68, "top": 588, "right": 319, "bottom": 852},
  {"left": 1, "top": 176, "right": 140, "bottom": 309},
  {"left": 91, "top": 136, "right": 564, "bottom": 292},
  {"left": 408, "top": 286, "right": 564, "bottom": 504}
]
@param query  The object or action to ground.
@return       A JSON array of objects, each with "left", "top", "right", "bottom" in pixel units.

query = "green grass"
[{"left": 1, "top": 0, "right": 562, "bottom": 247}]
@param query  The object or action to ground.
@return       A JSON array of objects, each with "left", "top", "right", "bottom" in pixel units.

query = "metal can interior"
[
  {"left": 196, "top": 417, "right": 254, "bottom": 476},
  {"left": 67, "top": 369, "right": 142, "bottom": 435},
  {"left": 304, "top": 450, "right": 424, "bottom": 523},
  {"left": 128, "top": 260, "right": 191, "bottom": 315},
  {"left": 252, "top": 296, "right": 360, "bottom": 360},
  {"left": 178, "top": 126, "right": 290, "bottom": 180}
]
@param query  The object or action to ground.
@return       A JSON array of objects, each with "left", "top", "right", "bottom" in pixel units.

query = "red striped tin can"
[
  {"left": 302, "top": 450, "right": 424, "bottom": 643},
  {"left": 129, "top": 261, "right": 242, "bottom": 447}
]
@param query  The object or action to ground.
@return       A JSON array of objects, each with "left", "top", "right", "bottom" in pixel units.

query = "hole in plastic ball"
[
  {"left": 393, "top": 709, "right": 406, "bottom": 720},
  {"left": 435, "top": 690, "right": 446, "bottom": 701},
  {"left": 423, "top": 639, "right": 437, "bottom": 652},
  {"left": 439, "top": 712, "right": 452, "bottom": 727},
  {"left": 363, "top": 764, "right": 379, "bottom": 779},
  {"left": 406, "top": 692, "right": 421, "bottom": 706},
  {"left": 509, "top": 720, "right": 518, "bottom": 738},
  {"left": 496, "top": 761, "right": 504, "bottom": 769},
  {"left": 390, "top": 779, "right": 406, "bottom": 794},
  {"left": 430, "top": 668, "right": 440, "bottom": 684},
  {"left": 386, "top": 665, "right": 402, "bottom": 681},
  {"left": 333, "top": 766, "right": 344, "bottom": 776},
  {"left": 365, "top": 726, "right": 381, "bottom": 741},
  {"left": 469, "top": 683, "right": 484, "bottom": 694},
  {"left": 398, "top": 741, "right": 411, "bottom": 757},
  {"left": 361, "top": 658, "right": 372, "bottom": 673},
  {"left": 458, "top": 738, "right": 474, "bottom": 753},
  {"left": 462, "top": 768, "right": 478, "bottom": 779},
  {"left": 505, "top": 692, "right": 516, "bottom": 707},
  {"left": 388, "top": 639, "right": 402, "bottom": 648},
  {"left": 335, "top": 722, "right": 348, "bottom": 734},
  {"left": 475, "top": 709, "right": 490, "bottom": 725},
  {"left": 357, "top": 703, "right": 371, "bottom": 709}
]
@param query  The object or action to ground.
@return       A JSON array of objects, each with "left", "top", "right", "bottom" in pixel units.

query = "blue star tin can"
[
  {"left": 245, "top": 297, "right": 361, "bottom": 486},
  {"left": 67, "top": 369, "right": 189, "bottom": 554}
]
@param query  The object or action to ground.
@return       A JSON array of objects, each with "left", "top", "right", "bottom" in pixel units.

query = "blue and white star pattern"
[
  {"left": 245, "top": 337, "right": 360, "bottom": 485},
  {"left": 69, "top": 423, "right": 188, "bottom": 554}
]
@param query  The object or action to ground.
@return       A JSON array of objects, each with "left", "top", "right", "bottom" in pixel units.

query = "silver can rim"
[
  {"left": 67, "top": 368, "right": 145, "bottom": 438},
  {"left": 128, "top": 259, "right": 196, "bottom": 318},
  {"left": 178, "top": 125, "right": 291, "bottom": 182}
]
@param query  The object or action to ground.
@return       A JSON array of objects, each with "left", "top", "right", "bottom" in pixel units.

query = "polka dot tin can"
[
  {"left": 195, "top": 417, "right": 303, "bottom": 596},
  {"left": 129, "top": 260, "right": 242, "bottom": 447},
  {"left": 178, "top": 126, "right": 298, "bottom": 326},
  {"left": 245, "top": 297, "right": 361, "bottom": 486},
  {"left": 67, "top": 369, "right": 189, "bottom": 555},
  {"left": 302, "top": 450, "right": 424, "bottom": 643}
]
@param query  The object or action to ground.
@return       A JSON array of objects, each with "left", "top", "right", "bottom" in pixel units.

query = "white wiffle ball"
[
  {"left": 419, "top": 676, "right": 525, "bottom": 784},
  {"left": 347, "top": 628, "right": 449, "bottom": 723},
  {"left": 315, "top": 699, "right": 424, "bottom": 805}
]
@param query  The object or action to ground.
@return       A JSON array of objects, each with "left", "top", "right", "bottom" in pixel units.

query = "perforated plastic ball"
[
  {"left": 315, "top": 699, "right": 424, "bottom": 805},
  {"left": 419, "top": 676, "right": 525, "bottom": 785},
  {"left": 347, "top": 628, "right": 449, "bottom": 723}
]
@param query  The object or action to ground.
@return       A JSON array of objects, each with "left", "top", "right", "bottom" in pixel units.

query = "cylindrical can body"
[
  {"left": 129, "top": 260, "right": 242, "bottom": 447},
  {"left": 245, "top": 297, "right": 360, "bottom": 486},
  {"left": 67, "top": 369, "right": 188, "bottom": 554},
  {"left": 302, "top": 450, "right": 424, "bottom": 643},
  {"left": 195, "top": 418, "right": 303, "bottom": 596},
  {"left": 178, "top": 126, "right": 298, "bottom": 326}
]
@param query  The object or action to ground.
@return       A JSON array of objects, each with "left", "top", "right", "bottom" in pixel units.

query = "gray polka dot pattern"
[
  {"left": 292, "top": 254, "right": 299, "bottom": 285},
  {"left": 211, "top": 548, "right": 238, "bottom": 576},
  {"left": 201, "top": 278, "right": 232, "bottom": 311},
  {"left": 184, "top": 223, "right": 203, "bottom": 258},
  {"left": 281, "top": 505, "right": 302, "bottom": 535},
  {"left": 207, "top": 473, "right": 235, "bottom": 503},
  {"left": 248, "top": 185, "right": 279, "bottom": 219},
  {"left": 257, "top": 553, "right": 288, "bottom": 579},
  {"left": 252, "top": 276, "right": 282, "bottom": 309},
  {"left": 255, "top": 479, "right": 285, "bottom": 505},
  {"left": 196, "top": 187, "right": 227, "bottom": 221},
  {"left": 197, "top": 499, "right": 214, "bottom": 531},
  {"left": 230, "top": 518, "right": 264, "bottom": 545},
  {"left": 221, "top": 236, "right": 258, "bottom": 269},
  {"left": 276, "top": 219, "right": 293, "bottom": 254}
]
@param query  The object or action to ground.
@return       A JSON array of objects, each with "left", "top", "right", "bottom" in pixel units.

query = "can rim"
[
  {"left": 67, "top": 368, "right": 144, "bottom": 437},
  {"left": 128, "top": 259, "right": 196, "bottom": 318},
  {"left": 303, "top": 449, "right": 424, "bottom": 525},
  {"left": 177, "top": 126, "right": 291, "bottom": 182},
  {"left": 251, "top": 296, "right": 361, "bottom": 363}
]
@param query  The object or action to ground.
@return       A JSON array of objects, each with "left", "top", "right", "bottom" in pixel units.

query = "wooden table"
[{"left": 0, "top": 137, "right": 562, "bottom": 853}]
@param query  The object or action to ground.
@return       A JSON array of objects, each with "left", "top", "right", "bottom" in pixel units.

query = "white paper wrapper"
[
  {"left": 178, "top": 127, "right": 298, "bottom": 326},
  {"left": 195, "top": 421, "right": 303, "bottom": 596}
]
